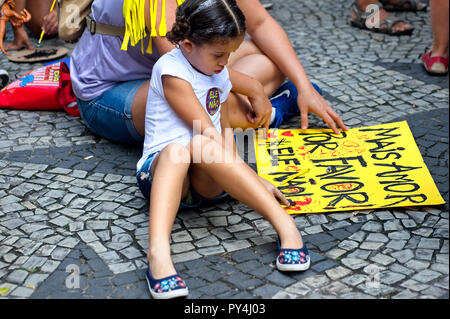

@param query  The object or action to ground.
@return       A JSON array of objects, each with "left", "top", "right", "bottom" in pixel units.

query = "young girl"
[{"left": 136, "top": 0, "right": 310, "bottom": 299}]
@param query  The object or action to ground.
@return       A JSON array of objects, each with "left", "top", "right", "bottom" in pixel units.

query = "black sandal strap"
[{"left": 351, "top": 1, "right": 383, "bottom": 27}]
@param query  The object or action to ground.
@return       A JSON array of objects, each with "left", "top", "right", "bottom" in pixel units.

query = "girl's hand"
[
  {"left": 298, "top": 84, "right": 348, "bottom": 135},
  {"left": 245, "top": 80, "right": 272, "bottom": 139},
  {"left": 247, "top": 92, "right": 272, "bottom": 132},
  {"left": 258, "top": 176, "right": 291, "bottom": 207},
  {"left": 227, "top": 70, "right": 271, "bottom": 137}
]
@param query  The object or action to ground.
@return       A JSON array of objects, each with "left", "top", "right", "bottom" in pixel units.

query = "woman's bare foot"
[{"left": 352, "top": 0, "right": 414, "bottom": 33}]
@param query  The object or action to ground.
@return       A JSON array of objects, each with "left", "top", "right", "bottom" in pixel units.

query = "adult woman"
[{"left": 71, "top": 0, "right": 347, "bottom": 144}]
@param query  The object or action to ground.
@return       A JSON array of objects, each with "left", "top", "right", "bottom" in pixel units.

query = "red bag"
[{"left": 0, "top": 62, "right": 80, "bottom": 116}]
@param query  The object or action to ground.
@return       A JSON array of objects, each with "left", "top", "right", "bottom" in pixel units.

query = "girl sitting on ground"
[{"left": 137, "top": 0, "right": 310, "bottom": 299}]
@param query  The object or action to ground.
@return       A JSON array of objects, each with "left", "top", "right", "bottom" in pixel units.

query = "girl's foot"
[
  {"left": 147, "top": 243, "right": 177, "bottom": 279},
  {"left": 146, "top": 247, "right": 188, "bottom": 299},
  {"left": 145, "top": 268, "right": 188, "bottom": 299},
  {"left": 278, "top": 226, "right": 304, "bottom": 249},
  {"left": 276, "top": 226, "right": 310, "bottom": 272},
  {"left": 147, "top": 246, "right": 177, "bottom": 280}
]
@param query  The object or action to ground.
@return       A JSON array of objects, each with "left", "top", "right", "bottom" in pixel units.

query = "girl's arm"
[
  {"left": 162, "top": 75, "right": 223, "bottom": 142},
  {"left": 237, "top": 0, "right": 347, "bottom": 134}
]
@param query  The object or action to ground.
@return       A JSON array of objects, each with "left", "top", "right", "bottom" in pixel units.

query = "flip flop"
[
  {"left": 422, "top": 51, "right": 448, "bottom": 75},
  {"left": 350, "top": 1, "right": 414, "bottom": 36},
  {"left": 380, "top": 0, "right": 427, "bottom": 12}
]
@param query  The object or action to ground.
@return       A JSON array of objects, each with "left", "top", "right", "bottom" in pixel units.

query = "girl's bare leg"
[
  {"left": 3, "top": 0, "right": 33, "bottom": 50},
  {"left": 147, "top": 143, "right": 191, "bottom": 279},
  {"left": 189, "top": 135, "right": 302, "bottom": 249}
]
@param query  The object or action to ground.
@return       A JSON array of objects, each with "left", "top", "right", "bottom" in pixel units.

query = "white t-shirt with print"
[{"left": 137, "top": 47, "right": 232, "bottom": 171}]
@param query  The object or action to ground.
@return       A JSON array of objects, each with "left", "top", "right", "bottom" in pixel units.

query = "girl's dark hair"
[{"left": 167, "top": 0, "right": 246, "bottom": 45}]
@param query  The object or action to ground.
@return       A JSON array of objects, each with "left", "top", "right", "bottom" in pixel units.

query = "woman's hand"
[
  {"left": 42, "top": 10, "right": 58, "bottom": 36},
  {"left": 298, "top": 83, "right": 348, "bottom": 135},
  {"left": 258, "top": 176, "right": 291, "bottom": 207}
]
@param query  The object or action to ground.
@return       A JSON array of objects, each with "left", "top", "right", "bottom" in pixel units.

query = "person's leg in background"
[
  {"left": 430, "top": 0, "right": 449, "bottom": 58},
  {"left": 4, "top": 0, "right": 56, "bottom": 51},
  {"left": 351, "top": 0, "right": 414, "bottom": 34},
  {"left": 21, "top": 0, "right": 55, "bottom": 37},
  {"left": 422, "top": 0, "right": 449, "bottom": 75}
]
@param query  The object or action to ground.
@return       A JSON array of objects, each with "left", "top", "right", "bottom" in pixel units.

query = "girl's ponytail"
[
  {"left": 167, "top": 14, "right": 191, "bottom": 44},
  {"left": 166, "top": 0, "right": 246, "bottom": 46}
]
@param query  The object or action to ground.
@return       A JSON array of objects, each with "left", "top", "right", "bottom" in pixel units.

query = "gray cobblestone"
[
  {"left": 418, "top": 238, "right": 441, "bottom": 250},
  {"left": 0, "top": 0, "right": 448, "bottom": 300},
  {"left": 412, "top": 269, "right": 442, "bottom": 283}
]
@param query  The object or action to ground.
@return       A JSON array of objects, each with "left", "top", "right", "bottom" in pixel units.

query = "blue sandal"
[
  {"left": 276, "top": 238, "right": 311, "bottom": 272},
  {"left": 145, "top": 268, "right": 189, "bottom": 299}
]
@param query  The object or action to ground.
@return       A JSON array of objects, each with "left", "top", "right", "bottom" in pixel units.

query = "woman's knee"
[
  {"left": 229, "top": 39, "right": 285, "bottom": 96},
  {"left": 24, "top": 0, "right": 53, "bottom": 36},
  {"left": 229, "top": 38, "right": 263, "bottom": 66}
]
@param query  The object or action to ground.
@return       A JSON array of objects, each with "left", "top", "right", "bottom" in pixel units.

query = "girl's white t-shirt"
[{"left": 137, "top": 47, "right": 232, "bottom": 171}]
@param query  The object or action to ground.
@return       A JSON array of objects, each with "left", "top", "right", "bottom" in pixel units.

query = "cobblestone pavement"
[{"left": 0, "top": 0, "right": 448, "bottom": 299}]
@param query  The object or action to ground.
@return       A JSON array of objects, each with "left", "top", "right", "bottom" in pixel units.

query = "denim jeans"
[{"left": 77, "top": 79, "right": 146, "bottom": 144}]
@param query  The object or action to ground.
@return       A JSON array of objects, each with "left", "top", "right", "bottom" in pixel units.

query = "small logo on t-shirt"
[{"left": 206, "top": 88, "right": 220, "bottom": 116}]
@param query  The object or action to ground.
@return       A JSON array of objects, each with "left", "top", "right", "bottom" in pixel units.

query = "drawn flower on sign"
[{"left": 281, "top": 131, "right": 294, "bottom": 137}]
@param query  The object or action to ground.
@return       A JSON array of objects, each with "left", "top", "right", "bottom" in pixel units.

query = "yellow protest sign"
[{"left": 254, "top": 121, "right": 445, "bottom": 214}]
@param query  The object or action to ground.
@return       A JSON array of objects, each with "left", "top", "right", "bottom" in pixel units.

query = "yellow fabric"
[{"left": 122, "top": 0, "right": 186, "bottom": 53}]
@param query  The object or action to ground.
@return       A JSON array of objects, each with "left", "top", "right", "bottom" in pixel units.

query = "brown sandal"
[{"left": 350, "top": 1, "right": 414, "bottom": 36}]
